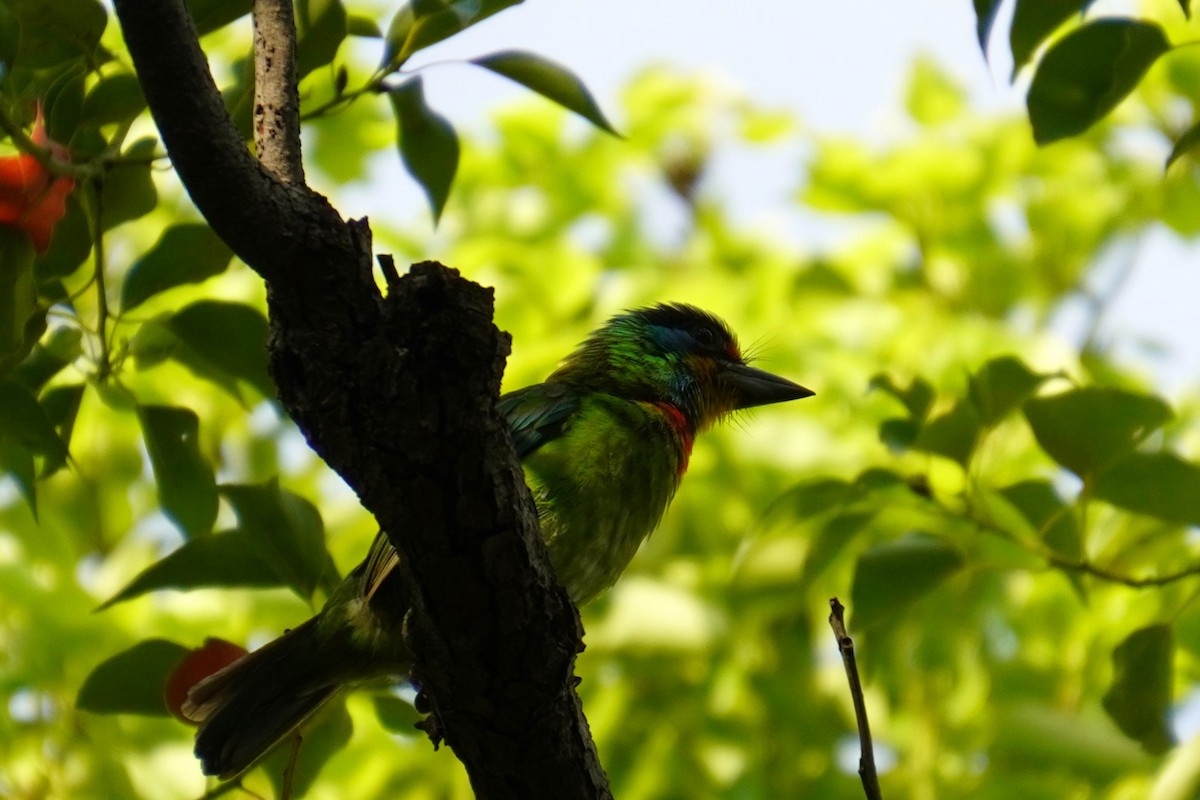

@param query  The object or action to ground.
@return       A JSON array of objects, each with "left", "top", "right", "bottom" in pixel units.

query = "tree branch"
[
  {"left": 113, "top": 2, "right": 610, "bottom": 796},
  {"left": 829, "top": 598, "right": 882, "bottom": 800},
  {"left": 253, "top": 0, "right": 305, "bottom": 184}
]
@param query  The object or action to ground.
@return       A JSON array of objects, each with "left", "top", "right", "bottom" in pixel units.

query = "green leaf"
[
  {"left": 905, "top": 56, "right": 966, "bottom": 126},
  {"left": 382, "top": 0, "right": 522, "bottom": 68},
  {"left": 0, "top": 379, "right": 67, "bottom": 460},
  {"left": 44, "top": 64, "right": 85, "bottom": 143},
  {"left": 6, "top": 0, "right": 106, "bottom": 70},
  {"left": 999, "top": 479, "right": 1081, "bottom": 559},
  {"left": 101, "top": 138, "right": 159, "bottom": 230},
  {"left": 12, "top": 326, "right": 82, "bottom": 392},
  {"left": 878, "top": 417, "right": 918, "bottom": 454},
  {"left": 38, "top": 382, "right": 84, "bottom": 477},
  {"left": 765, "top": 477, "right": 852, "bottom": 521},
  {"left": 1010, "top": 0, "right": 1087, "bottom": 73},
  {"left": 295, "top": 0, "right": 347, "bottom": 80},
  {"left": 0, "top": 2, "right": 19, "bottom": 68},
  {"left": 1027, "top": 19, "right": 1170, "bottom": 145},
  {"left": 81, "top": 73, "right": 146, "bottom": 128},
  {"left": 1093, "top": 452, "right": 1200, "bottom": 525},
  {"left": 390, "top": 77, "right": 459, "bottom": 223},
  {"left": 372, "top": 693, "right": 422, "bottom": 732},
  {"left": 347, "top": 14, "right": 381, "bottom": 37},
  {"left": 472, "top": 50, "right": 618, "bottom": 135},
  {"left": 167, "top": 300, "right": 273, "bottom": 398},
  {"left": 221, "top": 480, "right": 334, "bottom": 600},
  {"left": 973, "top": 0, "right": 1005, "bottom": 55},
  {"left": 1166, "top": 118, "right": 1200, "bottom": 168},
  {"left": 263, "top": 699, "right": 353, "bottom": 797},
  {"left": 869, "top": 373, "right": 934, "bottom": 420},
  {"left": 1102, "top": 624, "right": 1174, "bottom": 754},
  {"left": 0, "top": 437, "right": 36, "bottom": 515},
  {"left": 0, "top": 228, "right": 43, "bottom": 378},
  {"left": 849, "top": 532, "right": 964, "bottom": 630},
  {"left": 34, "top": 193, "right": 92, "bottom": 282},
  {"left": 137, "top": 405, "right": 218, "bottom": 538},
  {"left": 76, "top": 639, "right": 190, "bottom": 716},
  {"left": 913, "top": 400, "right": 982, "bottom": 467},
  {"left": 121, "top": 224, "right": 233, "bottom": 312},
  {"left": 968, "top": 355, "right": 1048, "bottom": 426},
  {"left": 802, "top": 510, "right": 875, "bottom": 585},
  {"left": 185, "top": 0, "right": 252, "bottom": 35},
  {"left": 98, "top": 529, "right": 285, "bottom": 609},
  {"left": 1024, "top": 387, "right": 1172, "bottom": 477}
]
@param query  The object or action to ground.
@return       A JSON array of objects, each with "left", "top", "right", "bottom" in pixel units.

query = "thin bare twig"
[{"left": 828, "top": 597, "right": 882, "bottom": 800}]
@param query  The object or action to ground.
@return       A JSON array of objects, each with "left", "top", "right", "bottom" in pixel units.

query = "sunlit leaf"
[
  {"left": 77, "top": 639, "right": 190, "bottom": 716},
  {"left": 137, "top": 405, "right": 218, "bottom": 538},
  {"left": 850, "top": 532, "right": 964, "bottom": 630},
  {"left": 472, "top": 50, "right": 618, "bottom": 134},
  {"left": 1093, "top": 452, "right": 1200, "bottom": 525},
  {"left": 1166, "top": 118, "right": 1200, "bottom": 169},
  {"left": 1102, "top": 624, "right": 1174, "bottom": 754},
  {"left": 1025, "top": 387, "right": 1172, "bottom": 477},
  {"left": 382, "top": 0, "right": 522, "bottom": 67},
  {"left": 121, "top": 223, "right": 233, "bottom": 312},
  {"left": 99, "top": 529, "right": 284, "bottom": 608},
  {"left": 1028, "top": 19, "right": 1170, "bottom": 144},
  {"left": 390, "top": 77, "right": 459, "bottom": 222}
]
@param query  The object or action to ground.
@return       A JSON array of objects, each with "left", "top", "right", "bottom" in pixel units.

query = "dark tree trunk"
[{"left": 112, "top": 1, "right": 612, "bottom": 796}]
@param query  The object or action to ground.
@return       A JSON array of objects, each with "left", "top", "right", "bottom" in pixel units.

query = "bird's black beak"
[{"left": 721, "top": 362, "right": 814, "bottom": 409}]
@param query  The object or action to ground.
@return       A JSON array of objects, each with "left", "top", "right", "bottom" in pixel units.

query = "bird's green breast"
[{"left": 523, "top": 393, "right": 689, "bottom": 605}]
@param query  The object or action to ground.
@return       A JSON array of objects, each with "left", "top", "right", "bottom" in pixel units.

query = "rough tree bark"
[{"left": 111, "top": 1, "right": 612, "bottom": 797}]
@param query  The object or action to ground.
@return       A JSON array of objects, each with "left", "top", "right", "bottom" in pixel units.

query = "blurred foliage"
[{"left": 2, "top": 0, "right": 1200, "bottom": 799}]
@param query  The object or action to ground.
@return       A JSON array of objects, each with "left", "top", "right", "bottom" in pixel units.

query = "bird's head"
[{"left": 553, "top": 303, "right": 814, "bottom": 433}]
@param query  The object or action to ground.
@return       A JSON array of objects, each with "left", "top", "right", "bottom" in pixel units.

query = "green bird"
[{"left": 184, "top": 303, "right": 812, "bottom": 778}]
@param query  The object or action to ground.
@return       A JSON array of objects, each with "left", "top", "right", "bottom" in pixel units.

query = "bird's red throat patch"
[{"left": 654, "top": 402, "right": 694, "bottom": 475}]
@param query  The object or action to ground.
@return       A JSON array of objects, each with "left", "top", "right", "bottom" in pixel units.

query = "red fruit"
[
  {"left": 0, "top": 106, "right": 74, "bottom": 252},
  {"left": 164, "top": 637, "right": 249, "bottom": 724}
]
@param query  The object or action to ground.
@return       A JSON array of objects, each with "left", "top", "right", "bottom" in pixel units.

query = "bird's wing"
[
  {"left": 358, "top": 382, "right": 577, "bottom": 602},
  {"left": 498, "top": 381, "right": 580, "bottom": 457}
]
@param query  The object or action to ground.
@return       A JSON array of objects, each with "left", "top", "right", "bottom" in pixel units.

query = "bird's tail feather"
[{"left": 184, "top": 618, "right": 336, "bottom": 779}]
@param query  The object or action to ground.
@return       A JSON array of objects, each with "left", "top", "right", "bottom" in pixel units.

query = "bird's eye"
[{"left": 692, "top": 327, "right": 717, "bottom": 348}]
